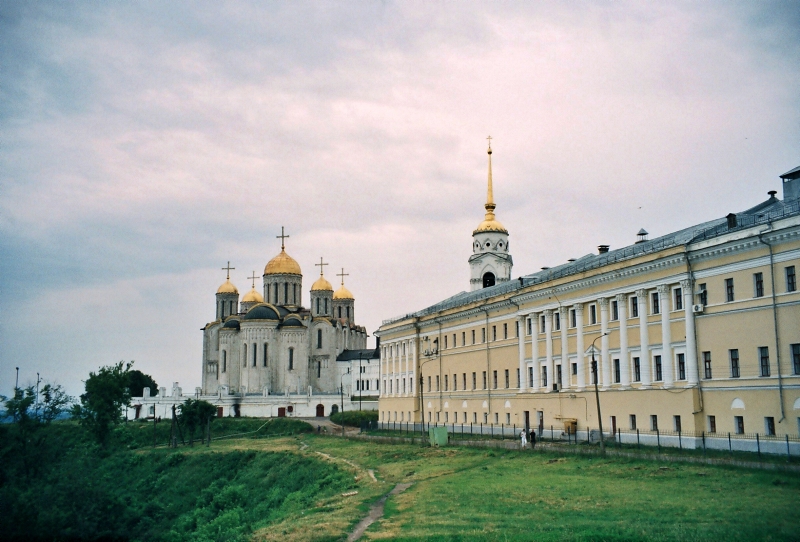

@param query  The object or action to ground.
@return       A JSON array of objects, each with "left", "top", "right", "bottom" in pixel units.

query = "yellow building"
[{"left": 377, "top": 152, "right": 800, "bottom": 451}]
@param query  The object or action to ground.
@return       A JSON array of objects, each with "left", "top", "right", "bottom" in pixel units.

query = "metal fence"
[{"left": 367, "top": 421, "right": 800, "bottom": 459}]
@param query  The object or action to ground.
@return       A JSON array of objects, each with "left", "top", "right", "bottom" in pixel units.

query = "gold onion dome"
[
  {"left": 217, "top": 279, "right": 238, "bottom": 295},
  {"left": 474, "top": 138, "right": 508, "bottom": 234},
  {"left": 333, "top": 284, "right": 354, "bottom": 300},
  {"left": 311, "top": 275, "right": 333, "bottom": 291},
  {"left": 264, "top": 248, "right": 302, "bottom": 275},
  {"left": 241, "top": 288, "right": 264, "bottom": 303}
]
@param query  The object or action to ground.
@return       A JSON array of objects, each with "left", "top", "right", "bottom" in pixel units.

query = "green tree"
[
  {"left": 178, "top": 399, "right": 217, "bottom": 446},
  {"left": 4, "top": 386, "right": 36, "bottom": 424},
  {"left": 39, "top": 383, "right": 73, "bottom": 423},
  {"left": 127, "top": 369, "right": 158, "bottom": 397},
  {"left": 73, "top": 361, "right": 133, "bottom": 445}
]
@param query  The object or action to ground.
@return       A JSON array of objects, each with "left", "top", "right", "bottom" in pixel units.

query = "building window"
[
  {"left": 338, "top": 306, "right": 342, "bottom": 318},
  {"left": 631, "top": 296, "right": 638, "bottom": 318},
  {"left": 503, "top": 323, "right": 508, "bottom": 339},
  {"left": 444, "top": 374, "right": 449, "bottom": 391},
  {"left": 754, "top": 272, "right": 764, "bottom": 298},
  {"left": 633, "top": 357, "right": 641, "bottom": 382},
  {"left": 317, "top": 329, "right": 323, "bottom": 349},
  {"left": 506, "top": 413, "right": 511, "bottom": 424},
  {"left": 482, "top": 328, "right": 486, "bottom": 343},
  {"left": 284, "top": 282, "right": 288, "bottom": 303},
  {"left": 436, "top": 375, "right": 440, "bottom": 391},
  {"left": 787, "top": 265, "right": 797, "bottom": 292},
  {"left": 654, "top": 355, "right": 662, "bottom": 381},
  {"left": 541, "top": 315, "right": 546, "bottom": 332},
  {"left": 677, "top": 353, "right": 686, "bottom": 380},
  {"left": 453, "top": 374, "right": 457, "bottom": 391},
  {"left": 492, "top": 326, "right": 497, "bottom": 341},
  {"left": 324, "top": 298, "right": 328, "bottom": 313},
  {"left": 492, "top": 371, "right": 498, "bottom": 389},
  {"left": 572, "top": 362, "right": 577, "bottom": 376},
  {"left": 589, "top": 305, "right": 597, "bottom": 325},
  {"left": 484, "top": 413, "right": 489, "bottom": 424},
  {"left": 611, "top": 300, "right": 618, "bottom": 321},
  {"left": 444, "top": 335, "right": 448, "bottom": 349},
  {"left": 674, "top": 415, "right": 682, "bottom": 432},
  {"left": 221, "top": 351, "right": 227, "bottom": 373},
  {"left": 253, "top": 343, "right": 257, "bottom": 367},
  {"left": 444, "top": 412, "right": 449, "bottom": 423},
  {"left": 288, "top": 348, "right": 294, "bottom": 370},
  {"left": 317, "top": 362, "right": 321, "bottom": 378},
  {"left": 473, "top": 412, "right": 477, "bottom": 423},
  {"left": 527, "top": 318, "right": 532, "bottom": 335},
  {"left": 463, "top": 373, "right": 467, "bottom": 390},
  {"left": 554, "top": 313, "right": 560, "bottom": 330},
  {"left": 792, "top": 344, "right": 800, "bottom": 375},
  {"left": 651, "top": 292, "right": 660, "bottom": 314},
  {"left": 698, "top": 283, "right": 707, "bottom": 306},
  {"left": 734, "top": 416, "right": 744, "bottom": 434},
  {"left": 556, "top": 364, "right": 562, "bottom": 387},
  {"left": 570, "top": 309, "right": 576, "bottom": 328},
  {"left": 243, "top": 343, "right": 247, "bottom": 367},
  {"left": 613, "top": 359, "right": 620, "bottom": 383},
  {"left": 730, "top": 349, "right": 740, "bottom": 378},
  {"left": 482, "top": 371, "right": 487, "bottom": 389},
  {"left": 708, "top": 415, "right": 716, "bottom": 433},
  {"left": 542, "top": 367, "right": 548, "bottom": 388},
  {"left": 462, "top": 331, "right": 466, "bottom": 346},
  {"left": 759, "top": 346, "right": 770, "bottom": 377},
  {"left": 650, "top": 415, "right": 658, "bottom": 431},
  {"left": 517, "top": 368, "right": 521, "bottom": 388},
  {"left": 703, "top": 351, "right": 711, "bottom": 379},
  {"left": 453, "top": 333, "right": 457, "bottom": 348},
  {"left": 504, "top": 369, "right": 509, "bottom": 388},
  {"left": 316, "top": 298, "right": 320, "bottom": 313},
  {"left": 629, "top": 415, "right": 636, "bottom": 430},
  {"left": 674, "top": 287, "right": 683, "bottom": 310},
  {"left": 472, "top": 372, "right": 477, "bottom": 390},
  {"left": 472, "top": 329, "right": 476, "bottom": 344},
  {"left": 529, "top": 367, "right": 534, "bottom": 387},
  {"left": 427, "top": 376, "right": 431, "bottom": 392},
  {"left": 725, "top": 278, "right": 734, "bottom": 302},
  {"left": 263, "top": 343, "right": 268, "bottom": 367},
  {"left": 765, "top": 417, "right": 776, "bottom": 436}
]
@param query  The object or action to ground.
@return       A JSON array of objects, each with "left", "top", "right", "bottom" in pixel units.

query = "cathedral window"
[
  {"left": 317, "top": 361, "right": 321, "bottom": 378},
  {"left": 222, "top": 351, "right": 227, "bottom": 373},
  {"left": 317, "top": 329, "right": 323, "bottom": 349},
  {"left": 293, "top": 283, "right": 297, "bottom": 304},
  {"left": 263, "top": 343, "right": 268, "bottom": 367},
  {"left": 274, "top": 284, "right": 278, "bottom": 304},
  {"left": 243, "top": 344, "right": 247, "bottom": 367},
  {"left": 338, "top": 306, "right": 342, "bottom": 318},
  {"left": 324, "top": 298, "right": 328, "bottom": 313},
  {"left": 289, "top": 348, "right": 294, "bottom": 370},
  {"left": 316, "top": 298, "right": 320, "bottom": 314},
  {"left": 482, "top": 272, "right": 495, "bottom": 288},
  {"left": 284, "top": 283, "right": 288, "bottom": 304},
  {"left": 229, "top": 300, "right": 234, "bottom": 315},
  {"left": 347, "top": 306, "right": 350, "bottom": 318},
  {"left": 253, "top": 343, "right": 257, "bottom": 366}
]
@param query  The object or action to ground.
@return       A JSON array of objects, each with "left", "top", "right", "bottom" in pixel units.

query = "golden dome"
[
  {"left": 264, "top": 249, "right": 302, "bottom": 275},
  {"left": 474, "top": 217, "right": 508, "bottom": 234},
  {"left": 217, "top": 279, "right": 239, "bottom": 295},
  {"left": 333, "top": 284, "right": 354, "bottom": 300},
  {"left": 311, "top": 275, "right": 333, "bottom": 291},
  {"left": 241, "top": 287, "right": 264, "bottom": 303}
]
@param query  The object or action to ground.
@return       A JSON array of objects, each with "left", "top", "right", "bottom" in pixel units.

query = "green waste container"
[{"left": 429, "top": 426, "right": 448, "bottom": 447}]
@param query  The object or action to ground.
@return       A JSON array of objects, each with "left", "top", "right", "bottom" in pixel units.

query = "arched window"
[
  {"left": 243, "top": 343, "right": 247, "bottom": 366},
  {"left": 229, "top": 300, "right": 234, "bottom": 315},
  {"left": 292, "top": 284, "right": 297, "bottom": 304},
  {"left": 284, "top": 283, "right": 288, "bottom": 304},
  {"left": 346, "top": 306, "right": 350, "bottom": 318},
  {"left": 324, "top": 298, "right": 328, "bottom": 313},
  {"left": 316, "top": 298, "right": 320, "bottom": 314},
  {"left": 252, "top": 342, "right": 257, "bottom": 366},
  {"left": 263, "top": 343, "right": 268, "bottom": 367},
  {"left": 273, "top": 283, "right": 278, "bottom": 304},
  {"left": 288, "top": 348, "right": 294, "bottom": 370},
  {"left": 482, "top": 272, "right": 496, "bottom": 288},
  {"left": 338, "top": 306, "right": 342, "bottom": 318},
  {"left": 222, "top": 351, "right": 227, "bottom": 373},
  {"left": 317, "top": 329, "right": 323, "bottom": 348},
  {"left": 317, "top": 361, "right": 321, "bottom": 378}
]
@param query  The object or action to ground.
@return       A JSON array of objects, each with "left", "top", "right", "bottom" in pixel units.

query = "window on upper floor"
[
  {"left": 554, "top": 312, "right": 560, "bottom": 330},
  {"left": 725, "top": 278, "right": 734, "bottom": 302},
  {"left": 317, "top": 329, "right": 323, "bottom": 349},
  {"left": 472, "top": 329, "right": 476, "bottom": 344},
  {"left": 703, "top": 351, "right": 712, "bottom": 379},
  {"left": 787, "top": 266, "right": 797, "bottom": 292},
  {"left": 288, "top": 347, "right": 294, "bottom": 371},
  {"left": 677, "top": 353, "right": 686, "bottom": 380},
  {"left": 492, "top": 325, "right": 497, "bottom": 341},
  {"left": 570, "top": 309, "right": 576, "bottom": 328},
  {"left": 444, "top": 335, "right": 448, "bottom": 349},
  {"left": 754, "top": 272, "right": 764, "bottom": 298},
  {"left": 651, "top": 292, "right": 660, "bottom": 314},
  {"left": 674, "top": 287, "right": 683, "bottom": 310},
  {"left": 611, "top": 300, "right": 619, "bottom": 321},
  {"left": 527, "top": 318, "right": 532, "bottom": 335},
  {"left": 462, "top": 331, "right": 466, "bottom": 346},
  {"left": 503, "top": 323, "right": 508, "bottom": 339},
  {"left": 698, "top": 283, "right": 708, "bottom": 306},
  {"left": 759, "top": 346, "right": 770, "bottom": 377},
  {"left": 505, "top": 369, "right": 509, "bottom": 388},
  {"left": 630, "top": 296, "right": 639, "bottom": 317},
  {"left": 589, "top": 305, "right": 597, "bottom": 325},
  {"left": 792, "top": 344, "right": 800, "bottom": 375},
  {"left": 482, "top": 328, "right": 486, "bottom": 343},
  {"left": 729, "top": 349, "right": 740, "bottom": 378}
]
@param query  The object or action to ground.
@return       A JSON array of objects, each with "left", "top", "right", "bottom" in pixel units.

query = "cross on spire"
[
  {"left": 247, "top": 271, "right": 259, "bottom": 288},
  {"left": 315, "top": 257, "right": 328, "bottom": 276},
  {"left": 276, "top": 226, "right": 290, "bottom": 250},
  {"left": 221, "top": 261, "right": 235, "bottom": 280},
  {"left": 336, "top": 267, "right": 349, "bottom": 285},
  {"left": 486, "top": 134, "right": 492, "bottom": 151}
]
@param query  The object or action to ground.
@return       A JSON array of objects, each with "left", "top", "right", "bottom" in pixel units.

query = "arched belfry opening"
[{"left": 483, "top": 272, "right": 496, "bottom": 288}]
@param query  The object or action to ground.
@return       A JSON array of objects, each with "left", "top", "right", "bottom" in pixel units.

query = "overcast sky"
[{"left": 2, "top": 1, "right": 798, "bottom": 398}]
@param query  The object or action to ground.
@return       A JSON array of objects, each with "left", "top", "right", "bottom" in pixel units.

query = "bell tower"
[{"left": 468, "top": 137, "right": 512, "bottom": 291}]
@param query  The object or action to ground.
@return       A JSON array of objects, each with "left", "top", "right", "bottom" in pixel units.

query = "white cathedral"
[{"left": 131, "top": 231, "right": 380, "bottom": 420}]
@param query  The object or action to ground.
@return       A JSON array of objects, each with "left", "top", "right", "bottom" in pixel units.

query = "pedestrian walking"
[
  {"left": 520, "top": 430, "right": 527, "bottom": 448},
  {"left": 530, "top": 429, "right": 537, "bottom": 449}
]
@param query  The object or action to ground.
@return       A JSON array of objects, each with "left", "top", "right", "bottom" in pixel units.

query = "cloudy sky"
[{"left": 2, "top": 1, "right": 798, "bottom": 398}]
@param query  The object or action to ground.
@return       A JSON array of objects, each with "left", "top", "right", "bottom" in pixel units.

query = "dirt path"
[{"left": 347, "top": 483, "right": 412, "bottom": 541}]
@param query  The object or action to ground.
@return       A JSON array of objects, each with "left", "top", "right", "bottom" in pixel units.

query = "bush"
[{"left": 330, "top": 410, "right": 378, "bottom": 427}]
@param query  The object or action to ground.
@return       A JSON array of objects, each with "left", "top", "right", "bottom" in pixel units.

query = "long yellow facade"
[{"left": 377, "top": 177, "right": 800, "bottom": 444}]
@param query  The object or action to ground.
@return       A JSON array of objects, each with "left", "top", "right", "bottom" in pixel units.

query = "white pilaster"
[
  {"left": 517, "top": 315, "right": 526, "bottom": 391},
  {"left": 599, "top": 298, "right": 610, "bottom": 389},
  {"left": 682, "top": 280, "right": 698, "bottom": 385},
  {"left": 658, "top": 285, "right": 674, "bottom": 388},
  {"left": 575, "top": 304, "right": 586, "bottom": 391},
  {"left": 544, "top": 309, "right": 554, "bottom": 392},
  {"left": 636, "top": 290, "right": 651, "bottom": 387},
  {"left": 617, "top": 293, "right": 629, "bottom": 388}
]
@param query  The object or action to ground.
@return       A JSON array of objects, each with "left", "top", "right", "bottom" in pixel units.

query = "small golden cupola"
[
  {"left": 241, "top": 271, "right": 265, "bottom": 312},
  {"left": 332, "top": 268, "right": 355, "bottom": 323},
  {"left": 263, "top": 227, "right": 303, "bottom": 307},
  {"left": 310, "top": 257, "right": 334, "bottom": 317},
  {"left": 216, "top": 261, "right": 240, "bottom": 319},
  {"left": 469, "top": 137, "right": 513, "bottom": 291}
]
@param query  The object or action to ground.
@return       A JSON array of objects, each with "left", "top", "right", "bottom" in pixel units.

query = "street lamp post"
[
  {"left": 591, "top": 332, "right": 609, "bottom": 455},
  {"left": 418, "top": 338, "right": 438, "bottom": 435},
  {"left": 340, "top": 367, "right": 350, "bottom": 436},
  {"left": 15, "top": 367, "right": 19, "bottom": 389}
]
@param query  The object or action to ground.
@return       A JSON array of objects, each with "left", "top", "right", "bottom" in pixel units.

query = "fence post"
[
  {"left": 480, "top": 423, "right": 483, "bottom": 436},
  {"left": 728, "top": 432, "right": 732, "bottom": 455},
  {"left": 617, "top": 428, "right": 621, "bottom": 449},
  {"left": 702, "top": 431, "right": 706, "bottom": 455},
  {"left": 587, "top": 427, "right": 591, "bottom": 444},
  {"left": 656, "top": 429, "right": 661, "bottom": 453},
  {"left": 567, "top": 426, "right": 571, "bottom": 445},
  {"left": 551, "top": 425, "right": 554, "bottom": 441},
  {"left": 636, "top": 429, "right": 640, "bottom": 450},
  {"left": 787, "top": 435, "right": 791, "bottom": 462},
  {"left": 501, "top": 424, "right": 504, "bottom": 440},
  {"left": 491, "top": 424, "right": 494, "bottom": 439},
  {"left": 756, "top": 433, "right": 761, "bottom": 460},
  {"left": 678, "top": 429, "right": 682, "bottom": 451},
  {"left": 471, "top": 422, "right": 473, "bottom": 437}
]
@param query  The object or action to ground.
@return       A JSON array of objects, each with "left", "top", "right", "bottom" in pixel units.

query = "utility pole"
[
  {"left": 591, "top": 333, "right": 609, "bottom": 455},
  {"left": 15, "top": 367, "right": 19, "bottom": 389},
  {"left": 35, "top": 372, "right": 41, "bottom": 419}
]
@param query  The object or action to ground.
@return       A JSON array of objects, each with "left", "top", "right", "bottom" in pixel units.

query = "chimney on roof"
[
  {"left": 768, "top": 190, "right": 778, "bottom": 200},
  {"left": 780, "top": 165, "right": 800, "bottom": 201},
  {"left": 598, "top": 245, "right": 610, "bottom": 254},
  {"left": 635, "top": 229, "right": 649, "bottom": 244},
  {"left": 727, "top": 213, "right": 737, "bottom": 229}
]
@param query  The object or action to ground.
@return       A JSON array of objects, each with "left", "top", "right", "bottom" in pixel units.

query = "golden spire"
[{"left": 485, "top": 135, "right": 496, "bottom": 219}]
